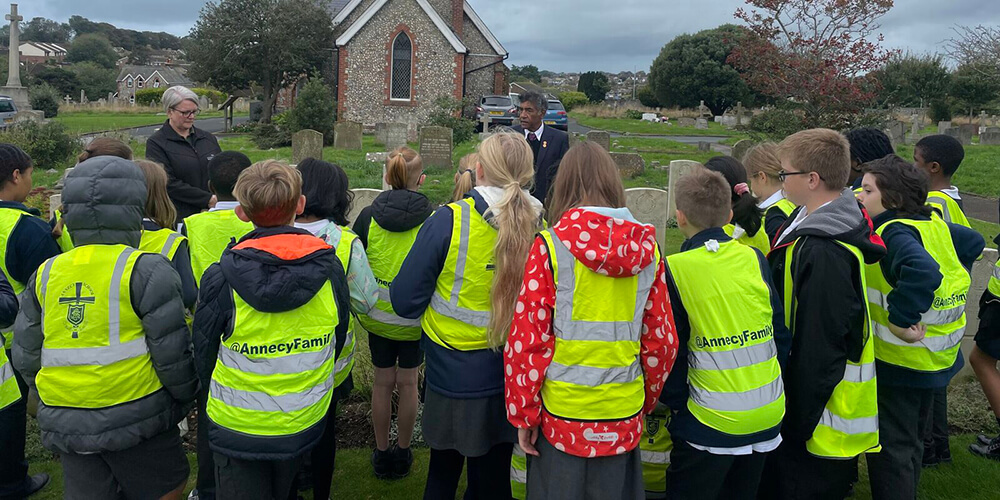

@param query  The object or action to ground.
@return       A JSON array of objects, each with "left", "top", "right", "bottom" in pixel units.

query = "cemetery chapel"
[{"left": 331, "top": 0, "right": 508, "bottom": 127}]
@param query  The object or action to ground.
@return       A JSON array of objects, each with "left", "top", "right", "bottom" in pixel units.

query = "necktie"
[{"left": 528, "top": 132, "right": 538, "bottom": 142}]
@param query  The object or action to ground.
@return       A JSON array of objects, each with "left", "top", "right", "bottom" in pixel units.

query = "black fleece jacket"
[{"left": 353, "top": 189, "right": 434, "bottom": 249}]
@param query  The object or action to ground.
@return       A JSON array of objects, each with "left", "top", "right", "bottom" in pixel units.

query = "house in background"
[
  {"left": 19, "top": 42, "right": 67, "bottom": 64},
  {"left": 116, "top": 65, "right": 193, "bottom": 104}
]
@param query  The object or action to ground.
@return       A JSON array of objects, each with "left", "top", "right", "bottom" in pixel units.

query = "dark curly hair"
[
  {"left": 297, "top": 157, "right": 353, "bottom": 226},
  {"left": 863, "top": 154, "right": 933, "bottom": 218},
  {"left": 0, "top": 143, "right": 31, "bottom": 186},
  {"left": 704, "top": 156, "right": 763, "bottom": 237}
]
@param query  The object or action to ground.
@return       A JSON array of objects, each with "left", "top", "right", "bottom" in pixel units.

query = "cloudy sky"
[{"left": 24, "top": 0, "right": 1000, "bottom": 72}]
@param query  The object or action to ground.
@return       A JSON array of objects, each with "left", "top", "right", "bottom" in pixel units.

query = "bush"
[
  {"left": 558, "top": 91, "right": 588, "bottom": 112},
  {"left": 135, "top": 88, "right": 166, "bottom": 106},
  {"left": 29, "top": 83, "right": 60, "bottom": 118},
  {"left": 930, "top": 99, "right": 953, "bottom": 123},
  {"left": 250, "top": 122, "right": 291, "bottom": 149},
  {"left": 428, "top": 96, "right": 476, "bottom": 144},
  {"left": 623, "top": 109, "right": 644, "bottom": 120},
  {"left": 286, "top": 78, "right": 336, "bottom": 144},
  {"left": 0, "top": 121, "right": 79, "bottom": 169},
  {"left": 191, "top": 88, "right": 227, "bottom": 106},
  {"left": 637, "top": 86, "right": 660, "bottom": 108},
  {"left": 747, "top": 107, "right": 806, "bottom": 140}
]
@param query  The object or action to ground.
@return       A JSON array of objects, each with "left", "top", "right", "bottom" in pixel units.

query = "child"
[
  {"left": 506, "top": 142, "right": 678, "bottom": 500},
  {"left": 970, "top": 247, "right": 1000, "bottom": 460},
  {"left": 452, "top": 152, "right": 477, "bottom": 202},
  {"left": 857, "top": 155, "right": 983, "bottom": 497},
  {"left": 193, "top": 160, "right": 351, "bottom": 499},
  {"left": 135, "top": 160, "right": 197, "bottom": 310},
  {"left": 764, "top": 129, "right": 885, "bottom": 499},
  {"left": 844, "top": 128, "right": 895, "bottom": 190},
  {"left": 913, "top": 134, "right": 970, "bottom": 228},
  {"left": 182, "top": 151, "right": 255, "bottom": 286},
  {"left": 661, "top": 167, "right": 788, "bottom": 500},
  {"left": 641, "top": 410, "right": 673, "bottom": 500},
  {"left": 13, "top": 156, "right": 197, "bottom": 499},
  {"left": 390, "top": 133, "right": 543, "bottom": 499},
  {"left": 705, "top": 156, "right": 767, "bottom": 254},
  {"left": 293, "top": 157, "right": 378, "bottom": 497},
  {"left": 0, "top": 144, "right": 59, "bottom": 499},
  {"left": 352, "top": 147, "right": 434, "bottom": 479},
  {"left": 744, "top": 142, "right": 797, "bottom": 248}
]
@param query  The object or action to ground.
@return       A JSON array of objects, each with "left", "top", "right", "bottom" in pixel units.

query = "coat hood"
[
  {"left": 551, "top": 207, "right": 658, "bottom": 278},
  {"left": 219, "top": 227, "right": 340, "bottom": 312},
  {"left": 776, "top": 189, "right": 886, "bottom": 265},
  {"left": 370, "top": 189, "right": 433, "bottom": 232},
  {"left": 62, "top": 156, "right": 147, "bottom": 247}
]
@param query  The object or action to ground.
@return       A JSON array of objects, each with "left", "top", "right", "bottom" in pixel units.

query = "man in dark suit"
[{"left": 510, "top": 91, "right": 570, "bottom": 202}]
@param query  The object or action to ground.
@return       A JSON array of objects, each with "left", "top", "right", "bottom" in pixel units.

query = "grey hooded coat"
[{"left": 12, "top": 156, "right": 199, "bottom": 454}]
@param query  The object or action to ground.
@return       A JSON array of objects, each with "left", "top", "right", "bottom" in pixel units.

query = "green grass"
[
  {"left": 570, "top": 113, "right": 744, "bottom": 137},
  {"left": 895, "top": 144, "right": 1000, "bottom": 198},
  {"left": 54, "top": 111, "right": 239, "bottom": 135},
  {"left": 971, "top": 218, "right": 1000, "bottom": 249}
]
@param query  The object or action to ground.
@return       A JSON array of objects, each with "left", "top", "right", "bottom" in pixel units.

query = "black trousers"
[
  {"left": 214, "top": 453, "right": 305, "bottom": 500},
  {"left": 866, "top": 383, "right": 933, "bottom": 500},
  {"left": 423, "top": 443, "right": 513, "bottom": 500},
  {"left": 757, "top": 439, "right": 855, "bottom": 500},
  {"left": 923, "top": 387, "right": 950, "bottom": 458},
  {"left": 0, "top": 353, "right": 29, "bottom": 498},
  {"left": 196, "top": 387, "right": 216, "bottom": 500},
  {"left": 288, "top": 401, "right": 338, "bottom": 500},
  {"left": 668, "top": 440, "right": 767, "bottom": 500}
]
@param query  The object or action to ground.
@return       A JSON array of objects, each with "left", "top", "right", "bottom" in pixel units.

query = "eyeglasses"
[
  {"left": 171, "top": 107, "right": 200, "bottom": 118},
  {"left": 777, "top": 170, "right": 814, "bottom": 182}
]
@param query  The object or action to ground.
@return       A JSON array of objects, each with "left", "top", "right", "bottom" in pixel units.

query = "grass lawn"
[
  {"left": 893, "top": 144, "right": 1000, "bottom": 199},
  {"left": 54, "top": 111, "right": 242, "bottom": 135},
  {"left": 570, "top": 113, "right": 744, "bottom": 137}
]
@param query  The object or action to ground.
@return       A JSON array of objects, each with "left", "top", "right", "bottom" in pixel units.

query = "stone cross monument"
[{"left": 5, "top": 3, "right": 21, "bottom": 88}]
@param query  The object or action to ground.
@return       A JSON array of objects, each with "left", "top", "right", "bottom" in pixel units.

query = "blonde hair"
[
  {"left": 778, "top": 129, "right": 851, "bottom": 190},
  {"left": 452, "top": 153, "right": 477, "bottom": 202},
  {"left": 743, "top": 142, "right": 782, "bottom": 179},
  {"left": 547, "top": 142, "right": 626, "bottom": 223},
  {"left": 134, "top": 160, "right": 177, "bottom": 229},
  {"left": 478, "top": 133, "right": 541, "bottom": 348},
  {"left": 79, "top": 137, "right": 133, "bottom": 163},
  {"left": 675, "top": 166, "right": 731, "bottom": 230},
  {"left": 234, "top": 160, "right": 302, "bottom": 227},
  {"left": 386, "top": 146, "right": 423, "bottom": 190}
]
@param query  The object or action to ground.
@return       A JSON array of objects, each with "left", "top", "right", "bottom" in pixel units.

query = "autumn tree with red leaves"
[{"left": 729, "top": 0, "right": 896, "bottom": 128}]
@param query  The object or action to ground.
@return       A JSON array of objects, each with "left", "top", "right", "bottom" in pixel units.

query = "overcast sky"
[{"left": 23, "top": 0, "right": 1000, "bottom": 72}]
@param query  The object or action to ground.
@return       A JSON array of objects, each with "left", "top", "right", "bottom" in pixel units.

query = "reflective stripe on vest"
[
  {"left": 510, "top": 444, "right": 527, "bottom": 500},
  {"left": 423, "top": 199, "right": 496, "bottom": 350},
  {"left": 35, "top": 245, "right": 164, "bottom": 409},
  {"left": 927, "top": 192, "right": 971, "bottom": 229},
  {"left": 333, "top": 227, "right": 358, "bottom": 388},
  {"left": 0, "top": 347, "right": 20, "bottom": 410},
  {"left": 0, "top": 208, "right": 27, "bottom": 346},
  {"left": 867, "top": 215, "right": 969, "bottom": 372},
  {"left": 538, "top": 229, "right": 655, "bottom": 421},
  {"left": 184, "top": 210, "right": 254, "bottom": 287},
  {"left": 782, "top": 238, "right": 880, "bottom": 458},
  {"left": 666, "top": 239, "right": 784, "bottom": 436},
  {"left": 356, "top": 219, "right": 423, "bottom": 340},
  {"left": 990, "top": 261, "right": 1000, "bottom": 299},
  {"left": 207, "top": 280, "right": 338, "bottom": 437},
  {"left": 139, "top": 227, "right": 186, "bottom": 259}
]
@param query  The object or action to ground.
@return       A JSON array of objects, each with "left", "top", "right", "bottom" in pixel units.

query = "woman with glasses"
[{"left": 145, "top": 85, "right": 222, "bottom": 224}]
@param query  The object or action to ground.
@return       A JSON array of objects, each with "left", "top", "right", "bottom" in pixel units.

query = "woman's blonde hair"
[
  {"left": 478, "top": 133, "right": 541, "bottom": 347},
  {"left": 386, "top": 146, "right": 423, "bottom": 190},
  {"left": 743, "top": 142, "right": 782, "bottom": 179},
  {"left": 134, "top": 160, "right": 177, "bottom": 229},
  {"left": 78, "top": 137, "right": 133, "bottom": 163},
  {"left": 452, "top": 153, "right": 477, "bottom": 201},
  {"left": 547, "top": 142, "right": 626, "bottom": 223}
]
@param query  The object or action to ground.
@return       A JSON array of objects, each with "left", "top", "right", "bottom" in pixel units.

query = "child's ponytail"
[
  {"left": 452, "top": 153, "right": 478, "bottom": 201},
  {"left": 705, "top": 156, "right": 763, "bottom": 237},
  {"left": 385, "top": 147, "right": 422, "bottom": 190}
]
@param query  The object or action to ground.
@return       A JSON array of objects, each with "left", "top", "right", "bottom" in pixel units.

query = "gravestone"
[
  {"left": 419, "top": 126, "right": 454, "bottom": 169},
  {"left": 721, "top": 116, "right": 737, "bottom": 128},
  {"left": 887, "top": 121, "right": 906, "bottom": 145},
  {"left": 697, "top": 100, "right": 710, "bottom": 117},
  {"left": 334, "top": 121, "right": 363, "bottom": 150},
  {"left": 347, "top": 188, "right": 383, "bottom": 226},
  {"left": 586, "top": 131, "right": 611, "bottom": 151},
  {"left": 667, "top": 160, "right": 702, "bottom": 220},
  {"left": 695, "top": 118, "right": 709, "bottom": 130},
  {"left": 735, "top": 101, "right": 746, "bottom": 126},
  {"left": 80, "top": 89, "right": 87, "bottom": 104},
  {"left": 678, "top": 117, "right": 696, "bottom": 128},
  {"left": 291, "top": 129, "right": 323, "bottom": 164},
  {"left": 714, "top": 116, "right": 723, "bottom": 123},
  {"left": 910, "top": 114, "right": 920, "bottom": 139},
  {"left": 610, "top": 152, "right": 644, "bottom": 178},
  {"left": 731, "top": 139, "right": 753, "bottom": 161},
  {"left": 625, "top": 188, "right": 669, "bottom": 250},
  {"left": 959, "top": 123, "right": 978, "bottom": 138},
  {"left": 385, "top": 123, "right": 408, "bottom": 151},
  {"left": 198, "top": 95, "right": 209, "bottom": 110},
  {"left": 944, "top": 127, "right": 972, "bottom": 146},
  {"left": 642, "top": 113, "right": 658, "bottom": 122},
  {"left": 1, "top": 4, "right": 28, "bottom": 110},
  {"left": 938, "top": 121, "right": 952, "bottom": 134},
  {"left": 980, "top": 131, "right": 1000, "bottom": 146},
  {"left": 986, "top": 127, "right": 1000, "bottom": 135},
  {"left": 48, "top": 193, "right": 61, "bottom": 220},
  {"left": 63, "top": 95, "right": 71, "bottom": 106},
  {"left": 107, "top": 92, "right": 114, "bottom": 102},
  {"left": 374, "top": 123, "right": 387, "bottom": 144},
  {"left": 697, "top": 141, "right": 711, "bottom": 152}
]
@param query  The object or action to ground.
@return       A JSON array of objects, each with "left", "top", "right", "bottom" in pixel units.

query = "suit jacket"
[{"left": 511, "top": 125, "right": 570, "bottom": 202}]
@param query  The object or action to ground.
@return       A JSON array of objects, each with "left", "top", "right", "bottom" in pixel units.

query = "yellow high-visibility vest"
[
  {"left": 183, "top": 210, "right": 253, "bottom": 287},
  {"left": 357, "top": 220, "right": 422, "bottom": 341}
]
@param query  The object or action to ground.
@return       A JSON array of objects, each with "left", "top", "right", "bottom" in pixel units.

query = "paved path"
[
  {"left": 964, "top": 194, "right": 998, "bottom": 224},
  {"left": 83, "top": 116, "right": 250, "bottom": 141}
]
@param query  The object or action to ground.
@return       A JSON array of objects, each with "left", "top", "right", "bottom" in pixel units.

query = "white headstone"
[
  {"left": 667, "top": 160, "right": 703, "bottom": 220},
  {"left": 347, "top": 188, "right": 383, "bottom": 226},
  {"left": 642, "top": 113, "right": 658, "bottom": 122},
  {"left": 626, "top": 188, "right": 669, "bottom": 250}
]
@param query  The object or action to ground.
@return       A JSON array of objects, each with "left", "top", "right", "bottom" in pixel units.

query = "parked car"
[
  {"left": 475, "top": 95, "right": 517, "bottom": 130},
  {"left": 0, "top": 97, "right": 17, "bottom": 128},
  {"left": 544, "top": 99, "right": 568, "bottom": 131}
]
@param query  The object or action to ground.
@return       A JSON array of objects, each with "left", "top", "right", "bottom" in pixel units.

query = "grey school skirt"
[
  {"left": 526, "top": 435, "right": 644, "bottom": 500},
  {"left": 421, "top": 389, "right": 517, "bottom": 457}
]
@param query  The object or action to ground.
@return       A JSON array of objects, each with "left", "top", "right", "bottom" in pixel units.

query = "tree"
[
  {"left": 649, "top": 25, "right": 756, "bottom": 115},
  {"left": 946, "top": 25, "right": 1000, "bottom": 81},
  {"left": 70, "top": 62, "right": 117, "bottom": 101},
  {"left": 68, "top": 15, "right": 103, "bottom": 37},
  {"left": 950, "top": 64, "right": 1000, "bottom": 119},
  {"left": 286, "top": 78, "right": 336, "bottom": 143},
  {"left": 67, "top": 34, "right": 119, "bottom": 69},
  {"left": 187, "top": 0, "right": 335, "bottom": 123},
  {"left": 33, "top": 67, "right": 81, "bottom": 97},
  {"left": 21, "top": 17, "right": 71, "bottom": 43},
  {"left": 510, "top": 64, "right": 541, "bottom": 83},
  {"left": 129, "top": 46, "right": 152, "bottom": 65},
  {"left": 636, "top": 86, "right": 659, "bottom": 108},
  {"left": 577, "top": 71, "right": 611, "bottom": 103},
  {"left": 29, "top": 83, "right": 60, "bottom": 118},
  {"left": 729, "top": 0, "right": 896, "bottom": 128},
  {"left": 558, "top": 91, "right": 588, "bottom": 111},
  {"left": 873, "top": 53, "right": 950, "bottom": 108}
]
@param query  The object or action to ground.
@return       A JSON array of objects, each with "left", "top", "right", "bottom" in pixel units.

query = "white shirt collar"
[
  {"left": 758, "top": 190, "right": 786, "bottom": 209},
  {"left": 940, "top": 186, "right": 961, "bottom": 200},
  {"left": 525, "top": 123, "right": 544, "bottom": 140},
  {"left": 210, "top": 201, "right": 240, "bottom": 212}
]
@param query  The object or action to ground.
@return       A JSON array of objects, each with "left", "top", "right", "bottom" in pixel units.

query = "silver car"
[
  {"left": 475, "top": 95, "right": 517, "bottom": 130},
  {"left": 0, "top": 97, "right": 16, "bottom": 128}
]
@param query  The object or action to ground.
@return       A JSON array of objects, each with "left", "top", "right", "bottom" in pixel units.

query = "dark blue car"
[{"left": 543, "top": 100, "right": 568, "bottom": 131}]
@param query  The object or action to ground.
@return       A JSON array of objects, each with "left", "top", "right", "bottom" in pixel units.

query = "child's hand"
[
  {"left": 518, "top": 427, "right": 540, "bottom": 456},
  {"left": 52, "top": 218, "right": 64, "bottom": 239},
  {"left": 888, "top": 322, "right": 927, "bottom": 344}
]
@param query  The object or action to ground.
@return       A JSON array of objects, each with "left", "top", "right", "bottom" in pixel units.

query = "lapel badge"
[{"left": 543, "top": 141, "right": 548, "bottom": 148}]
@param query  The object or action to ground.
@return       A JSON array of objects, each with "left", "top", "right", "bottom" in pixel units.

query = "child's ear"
[
  {"left": 296, "top": 195, "right": 306, "bottom": 216},
  {"left": 676, "top": 209, "right": 688, "bottom": 228},
  {"left": 235, "top": 205, "right": 251, "bottom": 223},
  {"left": 418, "top": 173, "right": 426, "bottom": 188},
  {"left": 208, "top": 181, "right": 217, "bottom": 195},
  {"left": 929, "top": 161, "right": 943, "bottom": 175}
]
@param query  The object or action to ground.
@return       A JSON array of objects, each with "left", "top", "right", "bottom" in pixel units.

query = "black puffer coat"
[{"left": 352, "top": 189, "right": 434, "bottom": 248}]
